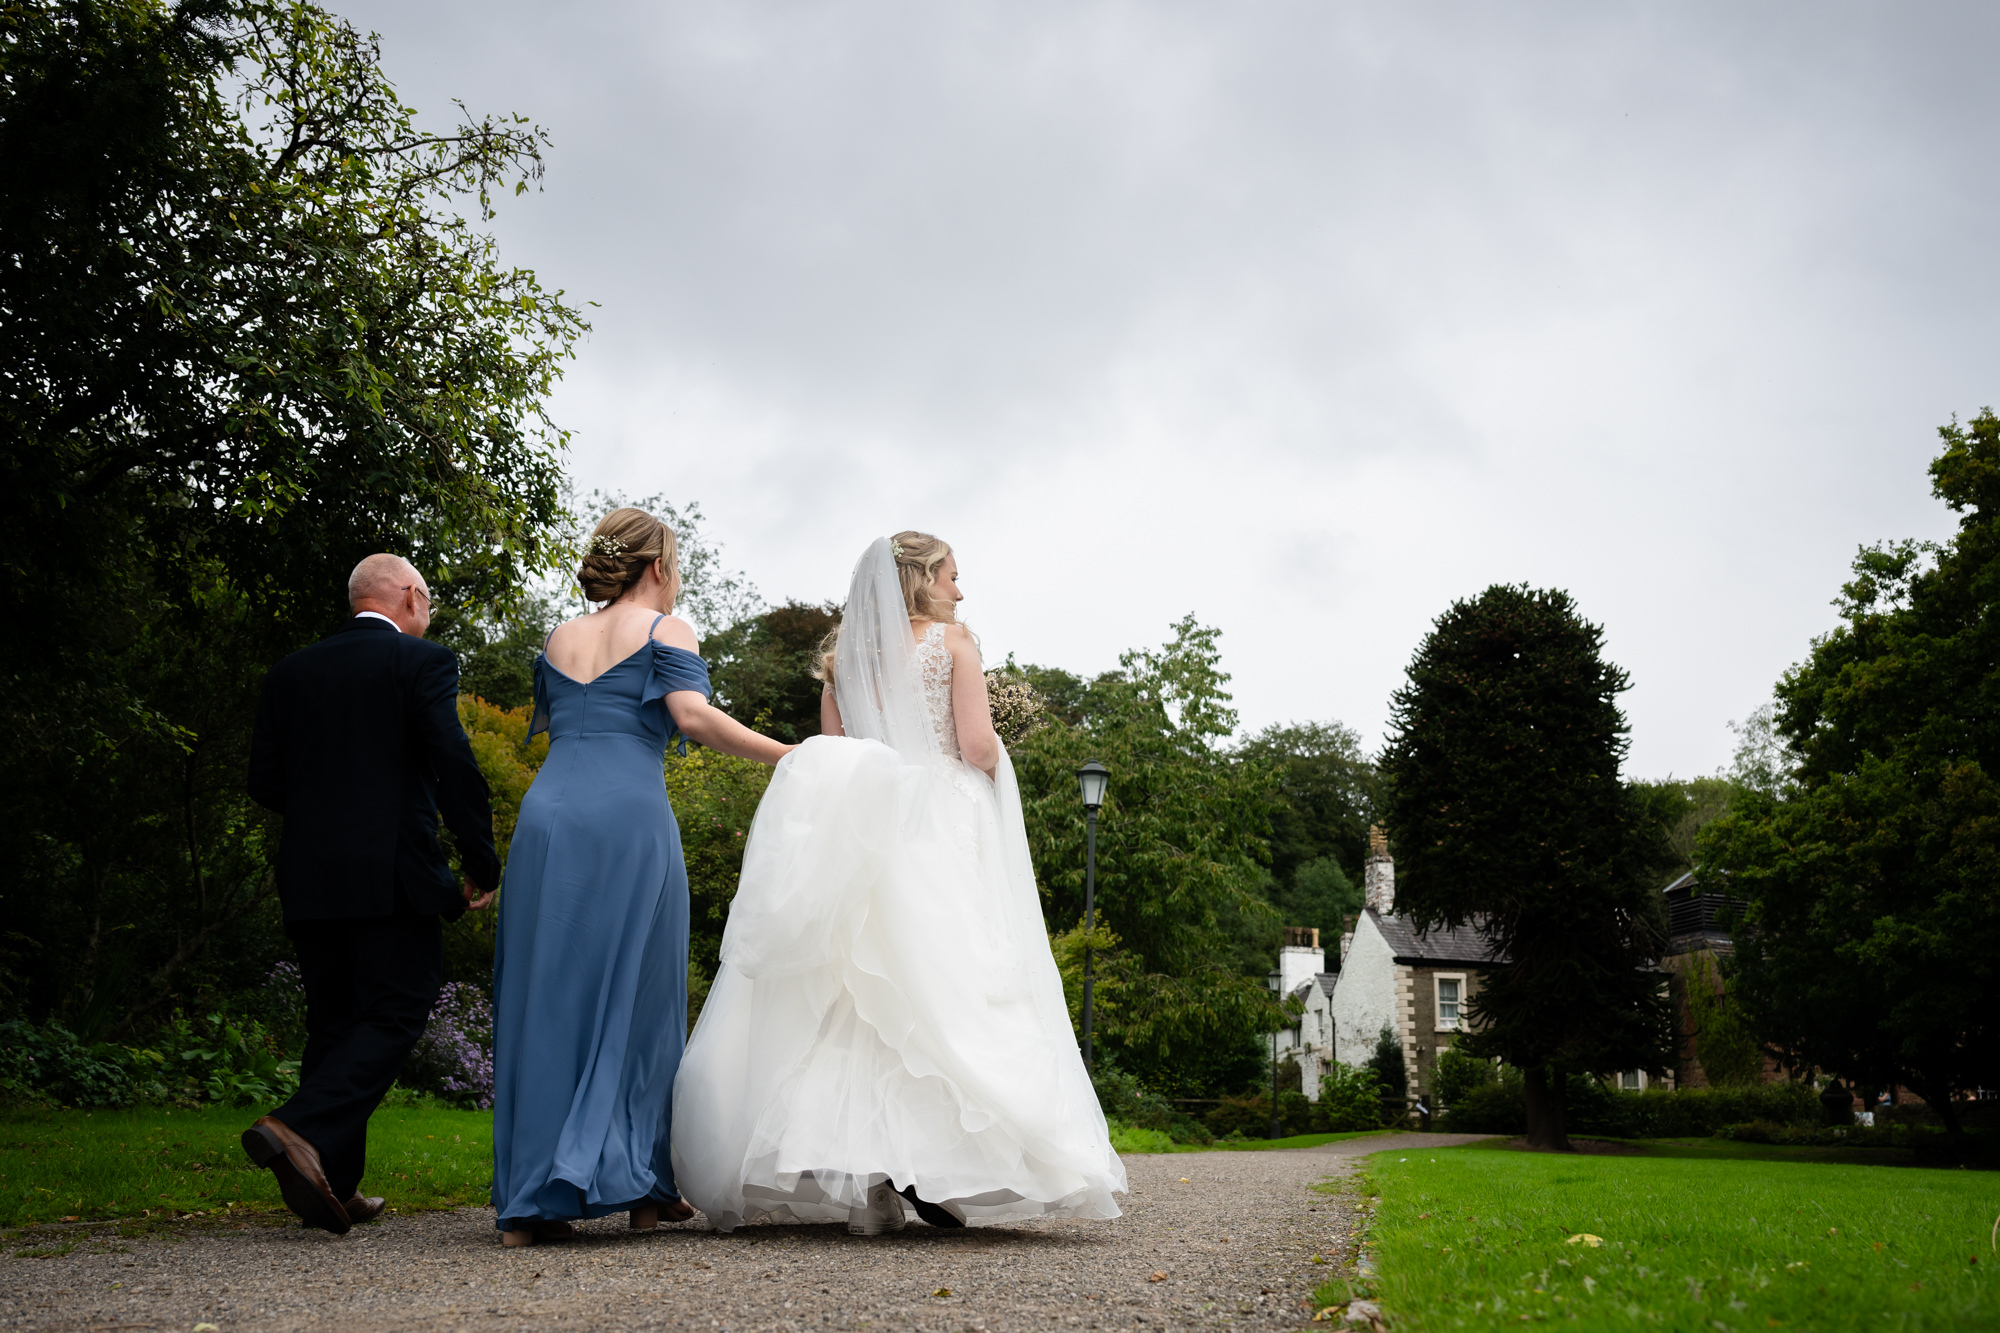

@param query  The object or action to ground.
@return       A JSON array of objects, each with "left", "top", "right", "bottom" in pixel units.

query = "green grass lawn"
[
  {"left": 1343, "top": 1140, "right": 1996, "bottom": 1331},
  {"left": 0, "top": 1104, "right": 495, "bottom": 1228}
]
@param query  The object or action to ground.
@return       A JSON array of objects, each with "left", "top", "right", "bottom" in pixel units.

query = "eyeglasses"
[{"left": 403, "top": 584, "right": 432, "bottom": 606}]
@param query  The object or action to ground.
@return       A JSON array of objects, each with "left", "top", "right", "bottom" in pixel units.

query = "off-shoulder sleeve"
[
  {"left": 642, "top": 642, "right": 712, "bottom": 755},
  {"left": 526, "top": 656, "right": 552, "bottom": 740}
]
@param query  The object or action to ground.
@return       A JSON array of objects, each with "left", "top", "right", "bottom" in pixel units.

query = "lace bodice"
[{"left": 914, "top": 621, "right": 960, "bottom": 760}]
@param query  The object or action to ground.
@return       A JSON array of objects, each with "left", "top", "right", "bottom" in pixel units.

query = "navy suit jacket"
[{"left": 248, "top": 615, "right": 501, "bottom": 920}]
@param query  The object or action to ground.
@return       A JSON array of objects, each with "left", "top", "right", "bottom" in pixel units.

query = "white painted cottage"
[
  {"left": 1283, "top": 828, "right": 1671, "bottom": 1105},
  {"left": 1281, "top": 827, "right": 1501, "bottom": 1103}
]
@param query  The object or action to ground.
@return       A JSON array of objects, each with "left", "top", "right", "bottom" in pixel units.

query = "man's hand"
[{"left": 463, "top": 877, "right": 496, "bottom": 911}]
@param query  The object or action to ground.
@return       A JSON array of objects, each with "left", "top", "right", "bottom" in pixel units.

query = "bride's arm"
[
  {"left": 653, "top": 616, "right": 794, "bottom": 766},
  {"left": 944, "top": 624, "right": 999, "bottom": 776},
  {"left": 821, "top": 684, "right": 845, "bottom": 737}
]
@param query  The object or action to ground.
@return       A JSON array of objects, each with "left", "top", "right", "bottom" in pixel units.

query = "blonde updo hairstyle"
[
  {"left": 578, "top": 507, "right": 679, "bottom": 607},
  {"left": 813, "top": 530, "right": 955, "bottom": 688}
]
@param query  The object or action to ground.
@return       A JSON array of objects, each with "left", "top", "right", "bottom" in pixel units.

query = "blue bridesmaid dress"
[{"left": 490, "top": 615, "right": 709, "bottom": 1229}]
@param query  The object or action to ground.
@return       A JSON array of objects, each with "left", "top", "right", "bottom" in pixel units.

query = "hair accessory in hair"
[
  {"left": 890, "top": 539, "right": 906, "bottom": 559},
  {"left": 588, "top": 534, "right": 627, "bottom": 557}
]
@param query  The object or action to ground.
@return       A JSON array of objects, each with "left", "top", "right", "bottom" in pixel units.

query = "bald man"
[{"left": 244, "top": 554, "right": 501, "bottom": 1234}]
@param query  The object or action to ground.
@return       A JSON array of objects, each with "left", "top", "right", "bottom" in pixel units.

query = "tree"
[
  {"left": 433, "top": 489, "right": 762, "bottom": 713},
  {"left": 1236, "top": 721, "right": 1380, "bottom": 884},
  {"left": 1701, "top": 411, "right": 2000, "bottom": 1145},
  {"left": 1281, "top": 856, "right": 1361, "bottom": 949},
  {"left": 704, "top": 601, "right": 839, "bottom": 743},
  {"left": 1379, "top": 585, "right": 1675, "bottom": 1150},
  {"left": 0, "top": 0, "right": 585, "bottom": 1029},
  {"left": 1011, "top": 617, "right": 1287, "bottom": 1094},
  {"left": 1630, "top": 776, "right": 1738, "bottom": 877}
]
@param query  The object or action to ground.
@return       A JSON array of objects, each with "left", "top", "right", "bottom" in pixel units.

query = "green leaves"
[
  {"left": 1011, "top": 618, "right": 1286, "bottom": 1084},
  {"left": 0, "top": 0, "right": 586, "bottom": 1034},
  {"left": 1705, "top": 410, "right": 2000, "bottom": 1133}
]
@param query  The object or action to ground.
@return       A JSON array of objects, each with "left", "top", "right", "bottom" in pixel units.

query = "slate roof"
[
  {"left": 1368, "top": 908, "right": 1507, "bottom": 966},
  {"left": 1314, "top": 972, "right": 1338, "bottom": 997}
]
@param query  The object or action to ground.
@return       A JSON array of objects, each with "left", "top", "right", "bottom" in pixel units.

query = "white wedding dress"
[{"left": 671, "top": 539, "right": 1126, "bottom": 1231}]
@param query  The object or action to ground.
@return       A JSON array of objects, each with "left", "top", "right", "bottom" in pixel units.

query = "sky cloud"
[{"left": 337, "top": 0, "right": 1999, "bottom": 775}]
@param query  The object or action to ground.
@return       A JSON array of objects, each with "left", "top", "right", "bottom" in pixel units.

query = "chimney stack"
[{"left": 1363, "top": 824, "right": 1395, "bottom": 915}]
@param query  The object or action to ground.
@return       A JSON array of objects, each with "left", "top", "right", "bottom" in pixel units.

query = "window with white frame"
[
  {"left": 1435, "top": 974, "right": 1465, "bottom": 1031},
  {"left": 1621, "top": 1070, "right": 1644, "bottom": 1091}
]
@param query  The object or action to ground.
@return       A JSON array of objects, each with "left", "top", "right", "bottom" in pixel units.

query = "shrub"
[
  {"left": 1439, "top": 1073, "right": 1823, "bottom": 1138},
  {"left": 1092, "top": 1061, "right": 1174, "bottom": 1130},
  {"left": 1433, "top": 1047, "right": 1496, "bottom": 1109},
  {"left": 1092, "top": 1060, "right": 1213, "bottom": 1144},
  {"left": 401, "top": 982, "right": 494, "bottom": 1109},
  {"left": 1106, "top": 1119, "right": 1175, "bottom": 1154},
  {"left": 1567, "top": 1081, "right": 1821, "bottom": 1138},
  {"left": 0, "top": 1020, "right": 135, "bottom": 1107},
  {"left": 1316, "top": 1061, "right": 1386, "bottom": 1131},
  {"left": 1369, "top": 1022, "right": 1407, "bottom": 1101},
  {"left": 139, "top": 1011, "right": 301, "bottom": 1105},
  {"left": 1202, "top": 1088, "right": 1323, "bottom": 1140},
  {"left": 1440, "top": 1078, "right": 1527, "bottom": 1135}
]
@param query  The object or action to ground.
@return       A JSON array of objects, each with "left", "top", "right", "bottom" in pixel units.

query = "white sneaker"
[{"left": 845, "top": 1180, "right": 907, "bottom": 1235}]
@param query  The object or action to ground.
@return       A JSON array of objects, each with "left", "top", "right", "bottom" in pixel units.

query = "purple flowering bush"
[{"left": 402, "top": 982, "right": 495, "bottom": 1109}]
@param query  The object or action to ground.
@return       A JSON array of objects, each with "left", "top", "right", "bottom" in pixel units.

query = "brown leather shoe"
[
  {"left": 241, "top": 1116, "right": 350, "bottom": 1234},
  {"left": 344, "top": 1195, "right": 386, "bottom": 1224}
]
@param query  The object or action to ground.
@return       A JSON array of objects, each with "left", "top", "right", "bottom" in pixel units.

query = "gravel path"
[{"left": 0, "top": 1136, "right": 1489, "bottom": 1332}]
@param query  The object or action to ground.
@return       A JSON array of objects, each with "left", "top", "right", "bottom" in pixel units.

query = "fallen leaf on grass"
[
  {"left": 1311, "top": 1307, "right": 1343, "bottom": 1322},
  {"left": 1149, "top": 1271, "right": 1167, "bottom": 1282},
  {"left": 1564, "top": 1234, "right": 1603, "bottom": 1247},
  {"left": 1310, "top": 1254, "right": 1326, "bottom": 1265},
  {"left": 932, "top": 1287, "right": 951, "bottom": 1298}
]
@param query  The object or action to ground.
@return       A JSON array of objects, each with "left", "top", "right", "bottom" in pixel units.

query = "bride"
[{"left": 672, "top": 532, "right": 1126, "bottom": 1233}]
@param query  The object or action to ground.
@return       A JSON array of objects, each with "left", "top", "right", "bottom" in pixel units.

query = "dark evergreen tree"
[
  {"left": 1702, "top": 411, "right": 2000, "bottom": 1146},
  {"left": 1380, "top": 585, "right": 1673, "bottom": 1150}
]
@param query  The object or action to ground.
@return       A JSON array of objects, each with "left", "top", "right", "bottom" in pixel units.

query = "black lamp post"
[
  {"left": 1264, "top": 960, "right": 1280, "bottom": 1136},
  {"left": 1076, "top": 760, "right": 1109, "bottom": 1071},
  {"left": 1266, "top": 969, "right": 1283, "bottom": 1141}
]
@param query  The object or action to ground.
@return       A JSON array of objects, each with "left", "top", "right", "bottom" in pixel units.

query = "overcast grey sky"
[{"left": 338, "top": 0, "right": 1997, "bottom": 777}]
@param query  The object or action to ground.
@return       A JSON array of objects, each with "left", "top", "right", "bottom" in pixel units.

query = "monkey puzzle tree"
[{"left": 1380, "top": 585, "right": 1674, "bottom": 1151}]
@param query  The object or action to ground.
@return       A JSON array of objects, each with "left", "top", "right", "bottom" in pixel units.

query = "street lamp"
[
  {"left": 1266, "top": 969, "right": 1283, "bottom": 1141},
  {"left": 1076, "top": 761, "right": 1109, "bottom": 1071}
]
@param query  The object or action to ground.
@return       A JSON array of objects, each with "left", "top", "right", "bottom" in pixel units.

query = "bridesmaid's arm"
[
  {"left": 821, "top": 685, "right": 845, "bottom": 737},
  {"left": 652, "top": 614, "right": 793, "bottom": 765},
  {"left": 665, "top": 692, "right": 793, "bottom": 765}
]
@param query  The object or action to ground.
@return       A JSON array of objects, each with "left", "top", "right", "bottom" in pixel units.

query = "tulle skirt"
[{"left": 671, "top": 735, "right": 1126, "bottom": 1231}]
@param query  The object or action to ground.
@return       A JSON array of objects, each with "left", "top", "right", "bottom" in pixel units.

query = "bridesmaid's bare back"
[{"left": 545, "top": 606, "right": 699, "bottom": 685}]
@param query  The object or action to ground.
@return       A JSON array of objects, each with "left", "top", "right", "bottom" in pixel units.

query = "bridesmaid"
[{"left": 490, "top": 507, "right": 791, "bottom": 1246}]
